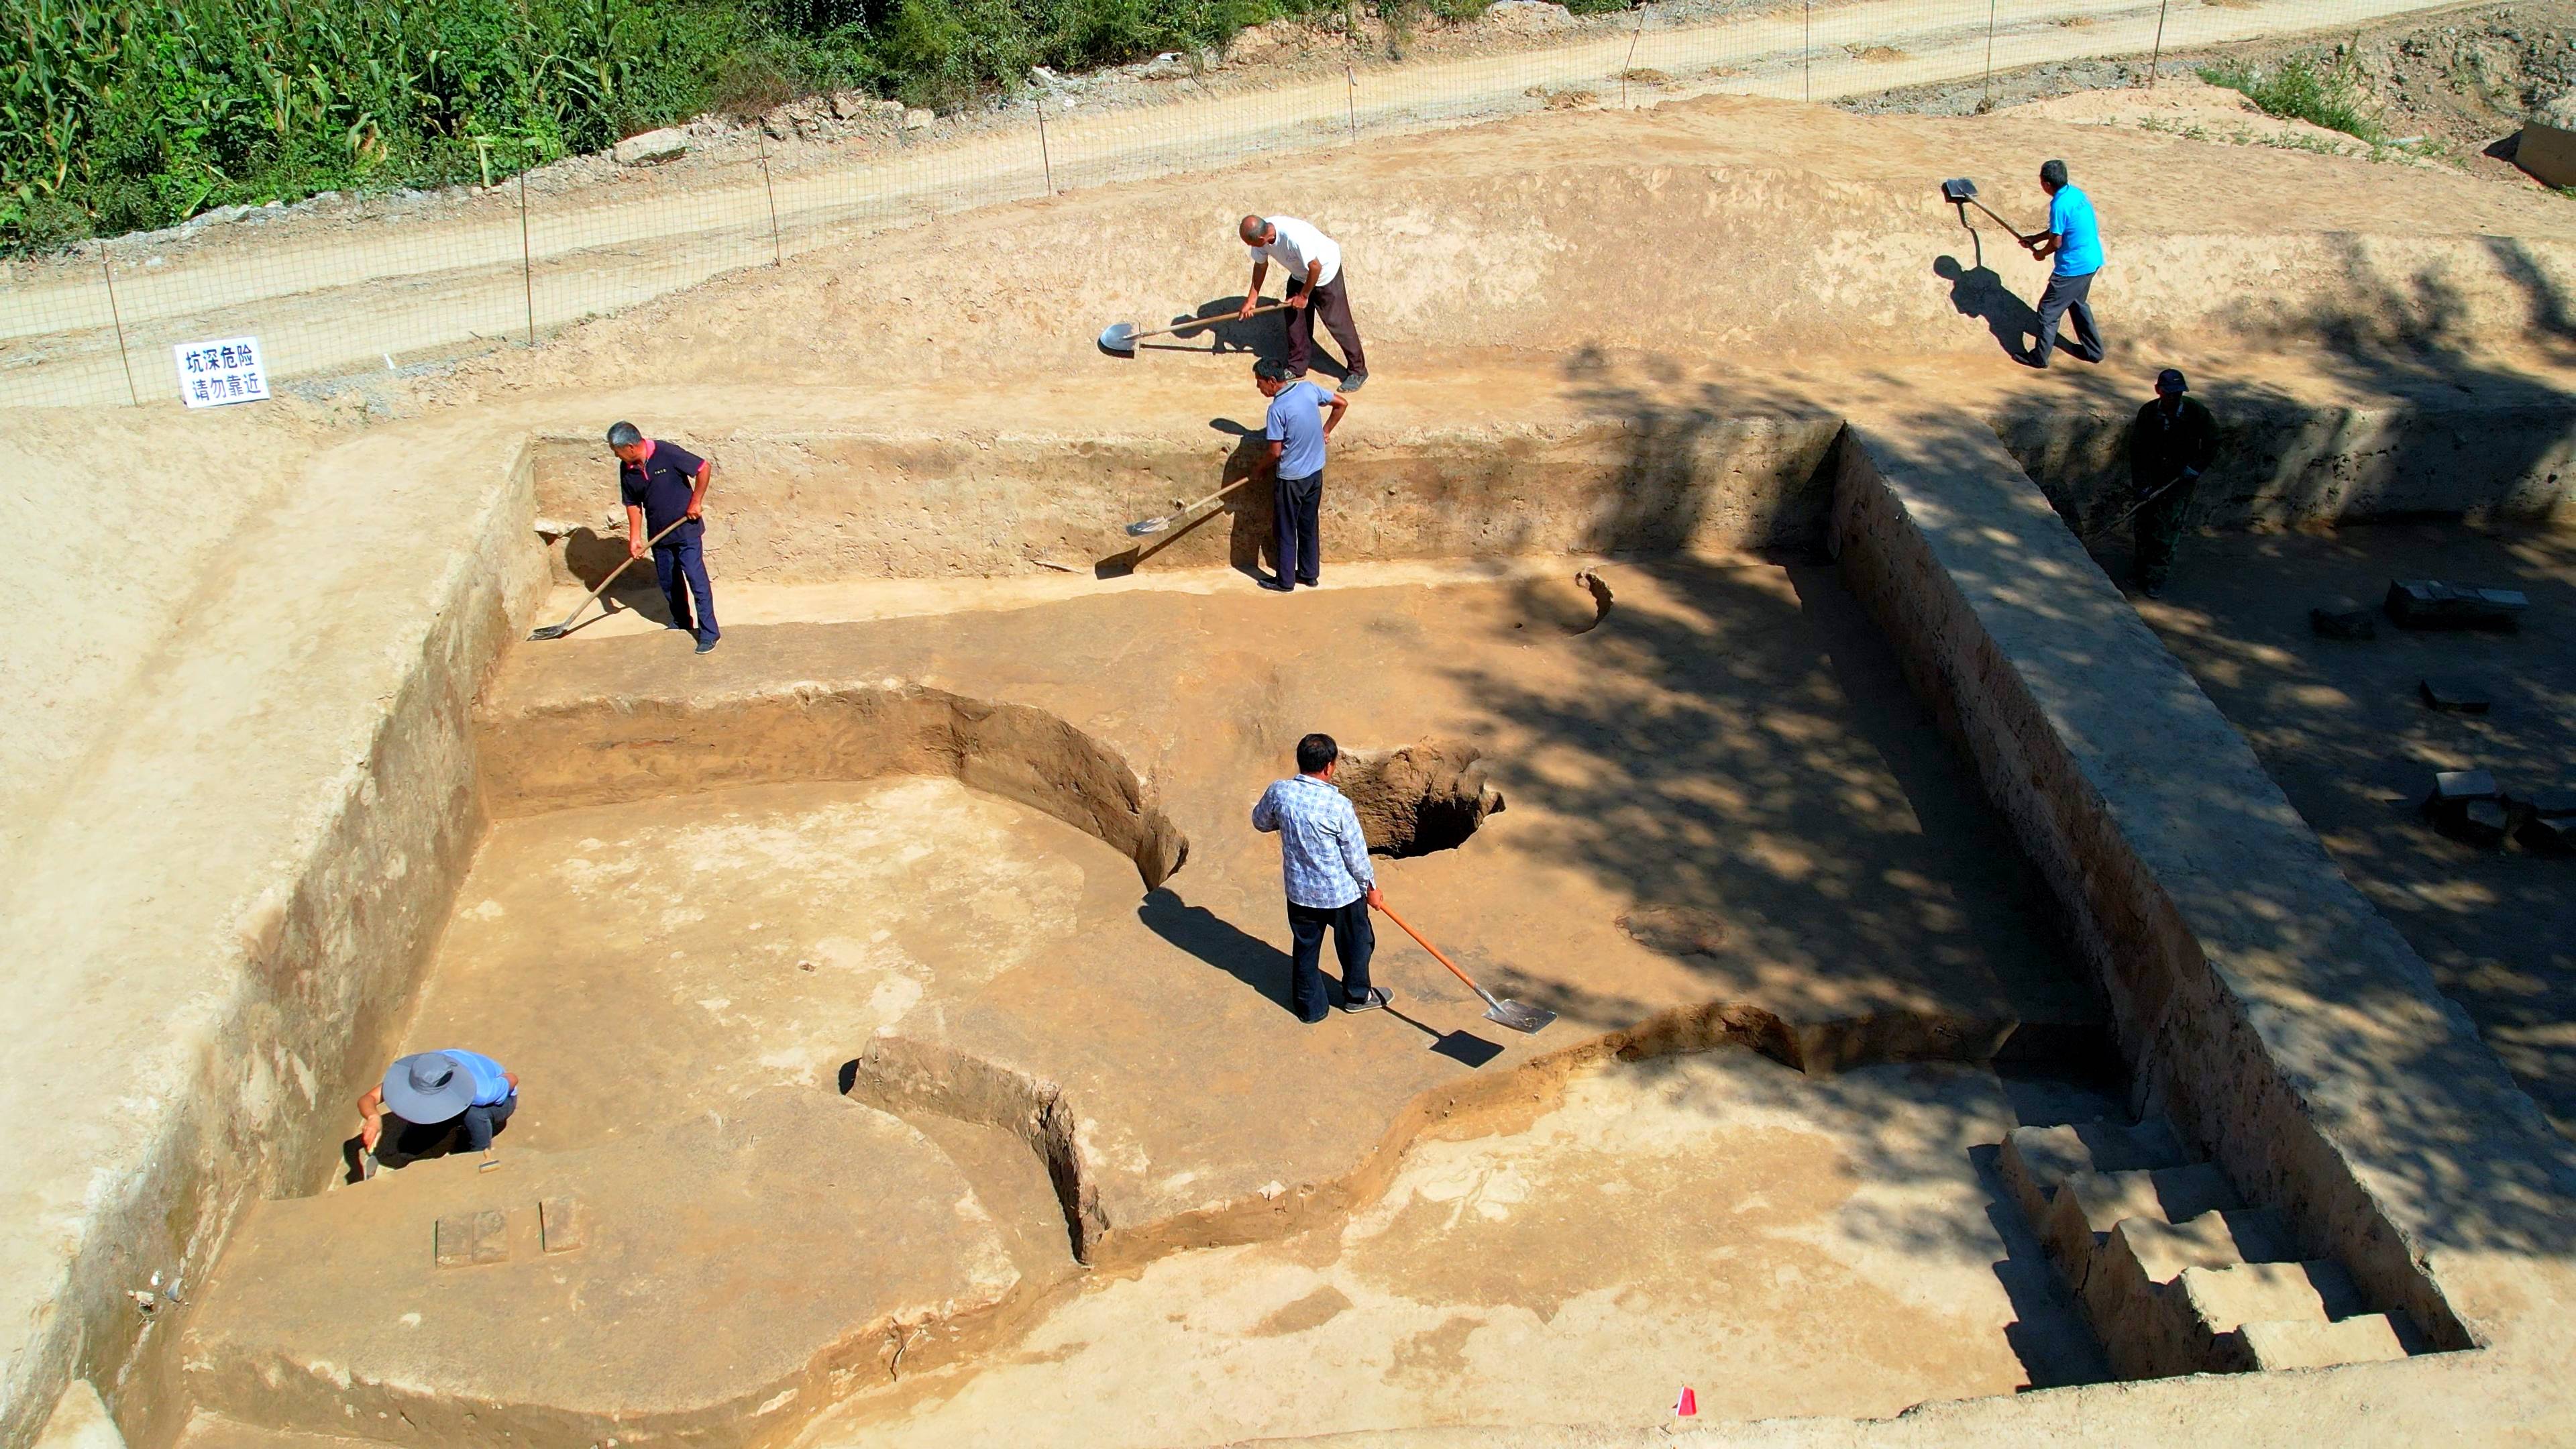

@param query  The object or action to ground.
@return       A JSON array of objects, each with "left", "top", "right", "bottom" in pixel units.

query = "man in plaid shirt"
[{"left": 1251, "top": 733, "right": 1391, "bottom": 1023}]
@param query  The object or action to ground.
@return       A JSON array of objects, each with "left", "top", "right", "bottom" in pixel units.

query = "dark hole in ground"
[{"left": 1334, "top": 741, "right": 1505, "bottom": 857}]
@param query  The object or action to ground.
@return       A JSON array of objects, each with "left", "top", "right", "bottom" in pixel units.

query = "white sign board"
[{"left": 174, "top": 336, "right": 271, "bottom": 408}]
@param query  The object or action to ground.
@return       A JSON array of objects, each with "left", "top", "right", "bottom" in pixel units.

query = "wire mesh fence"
[{"left": 0, "top": 0, "right": 2426, "bottom": 411}]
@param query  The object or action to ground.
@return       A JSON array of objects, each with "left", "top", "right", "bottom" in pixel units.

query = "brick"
[
  {"left": 2418, "top": 678, "right": 2491, "bottom": 714},
  {"left": 540, "top": 1195, "right": 587, "bottom": 1254},
  {"left": 2385, "top": 579, "right": 2528, "bottom": 630},
  {"left": 433, "top": 1210, "right": 508, "bottom": 1269}
]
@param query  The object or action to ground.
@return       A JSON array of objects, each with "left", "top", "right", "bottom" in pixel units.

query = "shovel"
[
  {"left": 1377, "top": 902, "right": 1556, "bottom": 1035},
  {"left": 528, "top": 517, "right": 690, "bottom": 641},
  {"left": 1940, "top": 178, "right": 2031, "bottom": 236},
  {"left": 1099, "top": 302, "right": 1295, "bottom": 356},
  {"left": 1126, "top": 476, "right": 1256, "bottom": 536}
]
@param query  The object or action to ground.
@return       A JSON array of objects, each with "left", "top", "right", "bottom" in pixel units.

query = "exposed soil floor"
[
  {"left": 806, "top": 1053, "right": 2072, "bottom": 1446},
  {"left": 2137, "top": 522, "right": 2576, "bottom": 1141},
  {"left": 179, "top": 564, "right": 2110, "bottom": 1443}
]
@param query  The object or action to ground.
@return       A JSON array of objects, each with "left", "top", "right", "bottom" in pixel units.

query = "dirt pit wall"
[
  {"left": 1996, "top": 392, "right": 2576, "bottom": 533},
  {"left": 1823, "top": 407, "right": 2576, "bottom": 1369},
  {"left": 526, "top": 414, "right": 1844, "bottom": 583}
]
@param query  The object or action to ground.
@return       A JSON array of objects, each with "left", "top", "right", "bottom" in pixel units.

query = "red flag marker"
[{"left": 1674, "top": 1385, "right": 1698, "bottom": 1417}]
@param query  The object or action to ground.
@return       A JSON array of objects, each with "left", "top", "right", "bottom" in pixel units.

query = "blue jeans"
[{"left": 653, "top": 524, "right": 718, "bottom": 641}]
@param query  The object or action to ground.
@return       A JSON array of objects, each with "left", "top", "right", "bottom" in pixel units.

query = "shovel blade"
[
  {"left": 527, "top": 624, "right": 569, "bottom": 641},
  {"left": 1124, "top": 515, "right": 1173, "bottom": 536},
  {"left": 1941, "top": 177, "right": 1978, "bottom": 203},
  {"left": 1482, "top": 998, "right": 1556, "bottom": 1035},
  {"left": 1097, "top": 321, "right": 1138, "bottom": 356}
]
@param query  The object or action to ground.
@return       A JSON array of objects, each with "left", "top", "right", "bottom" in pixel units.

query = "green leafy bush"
[
  {"left": 2199, "top": 56, "right": 2383, "bottom": 142},
  {"left": 1, "top": 0, "right": 1340, "bottom": 252}
]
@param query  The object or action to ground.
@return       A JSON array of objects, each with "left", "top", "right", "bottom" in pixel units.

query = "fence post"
[
  {"left": 1622, "top": 1, "right": 1647, "bottom": 108},
  {"left": 1036, "top": 91, "right": 1055, "bottom": 196},
  {"left": 1345, "top": 0, "right": 1360, "bottom": 142},
  {"left": 1804, "top": 0, "right": 1813, "bottom": 104},
  {"left": 2146, "top": 0, "right": 2170, "bottom": 87},
  {"left": 1981, "top": 0, "right": 1998, "bottom": 109},
  {"left": 518, "top": 169, "right": 536, "bottom": 346},
  {"left": 756, "top": 129, "right": 784, "bottom": 266},
  {"left": 99, "top": 250, "right": 140, "bottom": 407}
]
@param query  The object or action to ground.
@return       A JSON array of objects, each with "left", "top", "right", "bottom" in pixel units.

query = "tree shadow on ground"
[{"left": 1849, "top": 396, "right": 2576, "bottom": 1280}]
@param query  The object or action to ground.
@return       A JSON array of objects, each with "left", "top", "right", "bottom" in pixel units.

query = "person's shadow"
[
  {"left": 1138, "top": 888, "right": 1305, "bottom": 1016},
  {"left": 1934, "top": 251, "right": 2041, "bottom": 364},
  {"left": 560, "top": 527, "right": 678, "bottom": 627}
]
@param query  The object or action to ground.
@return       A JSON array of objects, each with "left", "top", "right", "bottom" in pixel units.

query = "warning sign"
[{"left": 173, "top": 336, "right": 271, "bottom": 408}]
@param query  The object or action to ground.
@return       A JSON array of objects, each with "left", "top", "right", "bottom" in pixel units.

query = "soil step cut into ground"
[{"left": 1998, "top": 1112, "right": 2425, "bottom": 1378}]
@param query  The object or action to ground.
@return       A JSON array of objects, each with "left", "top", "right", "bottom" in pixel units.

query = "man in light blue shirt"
[
  {"left": 2019, "top": 158, "right": 2106, "bottom": 368},
  {"left": 1252, "top": 732, "right": 1389, "bottom": 1022},
  {"left": 1253, "top": 358, "right": 1350, "bottom": 592}
]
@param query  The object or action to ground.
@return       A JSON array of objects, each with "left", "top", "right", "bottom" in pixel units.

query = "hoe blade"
[
  {"left": 1940, "top": 177, "right": 1978, "bottom": 203},
  {"left": 526, "top": 623, "right": 570, "bottom": 641},
  {"left": 1097, "top": 321, "right": 1139, "bottom": 356},
  {"left": 1482, "top": 997, "right": 1557, "bottom": 1035}
]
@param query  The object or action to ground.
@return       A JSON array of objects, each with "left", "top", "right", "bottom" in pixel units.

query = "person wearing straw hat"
[{"left": 354, "top": 1049, "right": 520, "bottom": 1173}]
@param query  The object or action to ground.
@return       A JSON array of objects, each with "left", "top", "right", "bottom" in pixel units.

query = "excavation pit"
[
  {"left": 23, "top": 86, "right": 2576, "bottom": 1449},
  {"left": 171, "top": 559, "right": 2138, "bottom": 1447}
]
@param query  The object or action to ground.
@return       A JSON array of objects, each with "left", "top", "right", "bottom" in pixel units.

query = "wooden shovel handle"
[
  {"left": 1376, "top": 902, "right": 1491, "bottom": 1001},
  {"left": 560, "top": 515, "right": 690, "bottom": 614},
  {"left": 1129, "top": 301, "right": 1295, "bottom": 342}
]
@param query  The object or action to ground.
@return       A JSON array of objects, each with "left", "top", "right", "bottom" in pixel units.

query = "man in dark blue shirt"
[{"left": 608, "top": 420, "right": 720, "bottom": 653}]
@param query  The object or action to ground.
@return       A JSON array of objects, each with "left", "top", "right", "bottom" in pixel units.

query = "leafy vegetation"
[
  {"left": 2198, "top": 56, "right": 2383, "bottom": 142},
  {"left": 9, "top": 0, "right": 1477, "bottom": 252}
]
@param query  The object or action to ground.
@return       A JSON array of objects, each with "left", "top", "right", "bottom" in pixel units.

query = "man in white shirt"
[{"left": 1235, "top": 215, "right": 1368, "bottom": 392}]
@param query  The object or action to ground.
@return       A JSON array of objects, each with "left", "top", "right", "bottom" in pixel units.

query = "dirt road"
[{"left": 0, "top": 0, "right": 2477, "bottom": 410}]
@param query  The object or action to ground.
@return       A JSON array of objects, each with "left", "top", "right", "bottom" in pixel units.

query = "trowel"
[{"left": 1098, "top": 301, "right": 1294, "bottom": 356}]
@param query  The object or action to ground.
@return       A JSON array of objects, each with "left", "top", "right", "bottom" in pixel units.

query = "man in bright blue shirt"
[
  {"left": 2019, "top": 158, "right": 2106, "bottom": 368},
  {"left": 1253, "top": 358, "right": 1351, "bottom": 592},
  {"left": 355, "top": 1049, "right": 520, "bottom": 1174}
]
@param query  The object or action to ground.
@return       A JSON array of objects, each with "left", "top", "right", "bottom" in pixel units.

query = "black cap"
[{"left": 2155, "top": 368, "right": 2187, "bottom": 395}]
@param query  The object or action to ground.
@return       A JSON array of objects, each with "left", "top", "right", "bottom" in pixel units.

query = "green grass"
[
  {"left": 11, "top": 0, "right": 1527, "bottom": 253},
  {"left": 2197, "top": 56, "right": 2383, "bottom": 142}
]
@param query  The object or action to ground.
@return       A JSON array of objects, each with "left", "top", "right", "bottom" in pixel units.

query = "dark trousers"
[
  {"left": 1273, "top": 470, "right": 1323, "bottom": 586},
  {"left": 1287, "top": 898, "right": 1375, "bottom": 1022},
  {"left": 374, "top": 1095, "right": 516, "bottom": 1169},
  {"left": 2031, "top": 269, "right": 2104, "bottom": 366},
  {"left": 1284, "top": 273, "right": 1366, "bottom": 378},
  {"left": 653, "top": 524, "right": 718, "bottom": 641},
  {"left": 2133, "top": 471, "right": 2198, "bottom": 589}
]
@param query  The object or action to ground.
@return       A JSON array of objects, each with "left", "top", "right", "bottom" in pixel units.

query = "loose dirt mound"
[{"left": 1334, "top": 740, "right": 1505, "bottom": 856}]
